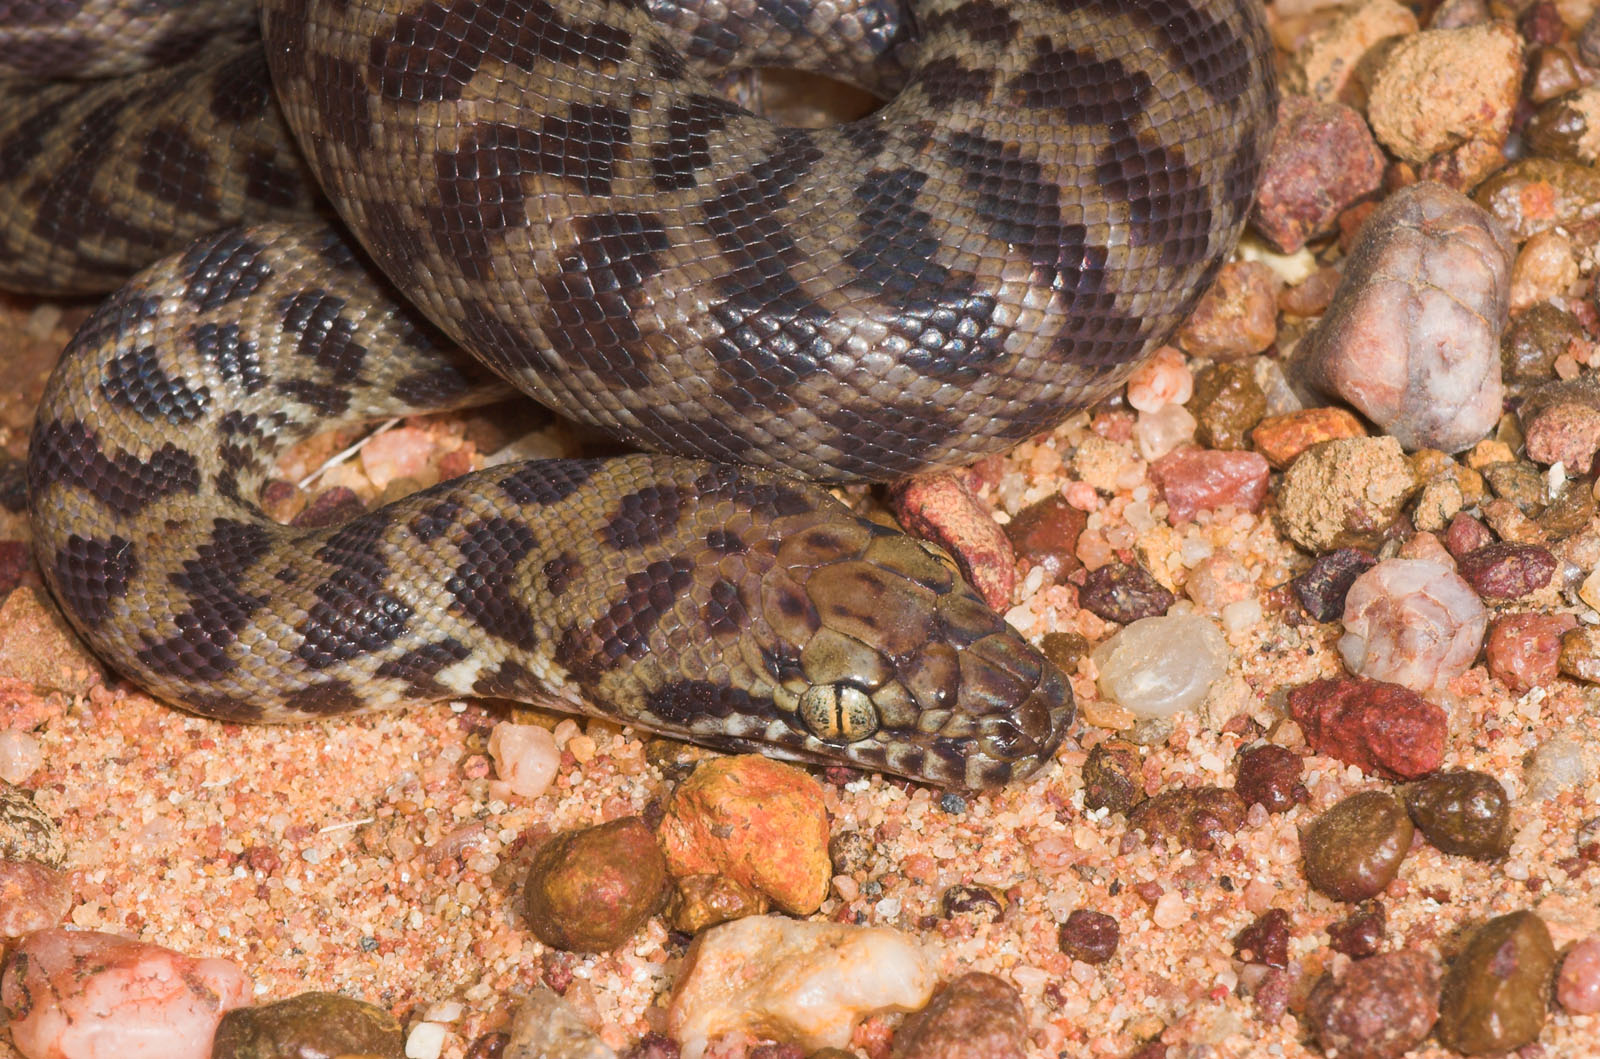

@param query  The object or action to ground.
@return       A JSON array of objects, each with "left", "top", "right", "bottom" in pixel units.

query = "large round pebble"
[
  {"left": 1338, "top": 559, "right": 1487, "bottom": 695},
  {"left": 1, "top": 928, "right": 251, "bottom": 1059},
  {"left": 523, "top": 816, "right": 670, "bottom": 952},
  {"left": 1092, "top": 614, "right": 1229, "bottom": 719},
  {"left": 212, "top": 991, "right": 403, "bottom": 1059},
  {"left": 1402, "top": 770, "right": 1510, "bottom": 860},
  {"left": 1305, "top": 950, "right": 1441, "bottom": 1059},
  {"left": 1437, "top": 911, "right": 1555, "bottom": 1055},
  {"left": 659, "top": 755, "right": 831, "bottom": 915},
  {"left": 1301, "top": 791, "right": 1414, "bottom": 902}
]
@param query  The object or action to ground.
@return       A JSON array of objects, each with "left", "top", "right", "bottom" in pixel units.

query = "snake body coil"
[{"left": 11, "top": 0, "right": 1275, "bottom": 786}]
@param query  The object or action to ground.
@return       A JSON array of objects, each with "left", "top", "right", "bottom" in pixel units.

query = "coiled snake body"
[{"left": 9, "top": 0, "right": 1275, "bottom": 787}]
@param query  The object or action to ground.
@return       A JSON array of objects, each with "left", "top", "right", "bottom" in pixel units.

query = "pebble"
[
  {"left": 1437, "top": 911, "right": 1555, "bottom": 1055},
  {"left": 1056, "top": 910, "right": 1119, "bottom": 965},
  {"left": 1092, "top": 614, "right": 1230, "bottom": 720},
  {"left": 503, "top": 988, "right": 616, "bottom": 1059},
  {"left": 827, "top": 829, "right": 875, "bottom": 877},
  {"left": 1474, "top": 157, "right": 1600, "bottom": 242},
  {"left": 1328, "top": 901, "right": 1388, "bottom": 958},
  {"left": 1234, "top": 743, "right": 1308, "bottom": 813},
  {"left": 1337, "top": 559, "right": 1487, "bottom": 695},
  {"left": 212, "top": 992, "right": 404, "bottom": 1059},
  {"left": 1368, "top": 22, "right": 1520, "bottom": 161},
  {"left": 1080, "top": 739, "right": 1145, "bottom": 814},
  {"left": 659, "top": 755, "right": 831, "bottom": 915},
  {"left": 1127, "top": 786, "right": 1247, "bottom": 852},
  {"left": 1173, "top": 260, "right": 1280, "bottom": 359},
  {"left": 1291, "top": 183, "right": 1510, "bottom": 454},
  {"left": 1442, "top": 512, "right": 1493, "bottom": 558},
  {"left": 1526, "top": 84, "right": 1600, "bottom": 165},
  {"left": 1148, "top": 447, "right": 1270, "bottom": 522},
  {"left": 1556, "top": 934, "right": 1600, "bottom": 1015},
  {"left": 0, "top": 782, "right": 66, "bottom": 868},
  {"left": 1233, "top": 908, "right": 1290, "bottom": 967},
  {"left": 889, "top": 972, "right": 1027, "bottom": 1059},
  {"left": 0, "top": 859, "right": 71, "bottom": 938},
  {"left": 1558, "top": 624, "right": 1600, "bottom": 684},
  {"left": 667, "top": 873, "right": 771, "bottom": 934},
  {"left": 1, "top": 929, "right": 251, "bottom": 1059},
  {"left": 1037, "top": 630, "right": 1090, "bottom": 674},
  {"left": 940, "top": 884, "right": 1003, "bottom": 922},
  {"left": 1291, "top": 548, "right": 1377, "bottom": 622},
  {"left": 890, "top": 474, "right": 1015, "bottom": 611},
  {"left": 1458, "top": 542, "right": 1557, "bottom": 599},
  {"left": 1187, "top": 361, "right": 1266, "bottom": 450},
  {"left": 1078, "top": 561, "right": 1173, "bottom": 624},
  {"left": 1301, "top": 791, "right": 1415, "bottom": 903},
  {"left": 487, "top": 722, "right": 560, "bottom": 799},
  {"left": 1001, "top": 493, "right": 1086, "bottom": 585},
  {"left": 667, "top": 916, "right": 936, "bottom": 1057},
  {"left": 1133, "top": 403, "right": 1197, "bottom": 462},
  {"left": 1125, "top": 345, "right": 1192, "bottom": 413},
  {"left": 1277, "top": 438, "right": 1417, "bottom": 553},
  {"left": 1481, "top": 460, "right": 1545, "bottom": 514},
  {"left": 1518, "top": 374, "right": 1600, "bottom": 470},
  {"left": 1289, "top": 676, "right": 1445, "bottom": 781},
  {"left": 1305, "top": 951, "right": 1441, "bottom": 1059},
  {"left": 1402, "top": 770, "right": 1511, "bottom": 860},
  {"left": 1509, "top": 228, "right": 1580, "bottom": 313},
  {"left": 1252, "top": 96, "right": 1386, "bottom": 253},
  {"left": 1251, "top": 406, "right": 1367, "bottom": 469},
  {"left": 1502, "top": 302, "right": 1583, "bottom": 387},
  {"left": 522, "top": 816, "right": 670, "bottom": 952}
]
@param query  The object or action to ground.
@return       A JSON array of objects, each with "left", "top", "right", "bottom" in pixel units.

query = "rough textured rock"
[
  {"left": 1306, "top": 951, "right": 1442, "bottom": 1059},
  {"left": 890, "top": 973, "right": 1028, "bottom": 1059},
  {"left": 522, "top": 816, "right": 670, "bottom": 952},
  {"left": 1288, "top": 677, "right": 1446, "bottom": 780},
  {"left": 1291, "top": 182, "right": 1510, "bottom": 453},
  {"left": 212, "top": 992, "right": 404, "bottom": 1059},
  {"left": 1365, "top": 22, "right": 1521, "bottom": 163},
  {"left": 1253, "top": 96, "right": 1386, "bottom": 253},
  {"left": 1277, "top": 438, "right": 1418, "bottom": 552}
]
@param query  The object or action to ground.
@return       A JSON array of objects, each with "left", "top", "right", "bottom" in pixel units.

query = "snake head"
[{"left": 744, "top": 519, "right": 1074, "bottom": 789}]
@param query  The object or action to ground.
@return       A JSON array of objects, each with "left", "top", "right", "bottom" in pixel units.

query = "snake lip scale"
[{"left": 9, "top": 0, "right": 1275, "bottom": 787}]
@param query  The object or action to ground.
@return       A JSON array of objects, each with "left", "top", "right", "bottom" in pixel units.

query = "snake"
[{"left": 10, "top": 0, "right": 1275, "bottom": 788}]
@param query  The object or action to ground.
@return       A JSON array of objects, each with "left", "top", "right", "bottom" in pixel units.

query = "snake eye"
[{"left": 798, "top": 684, "right": 879, "bottom": 744}]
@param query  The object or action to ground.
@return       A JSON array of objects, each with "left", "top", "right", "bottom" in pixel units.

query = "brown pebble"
[
  {"left": 1306, "top": 950, "right": 1442, "bottom": 1059},
  {"left": 212, "top": 991, "right": 404, "bottom": 1059},
  {"left": 1233, "top": 908, "right": 1290, "bottom": 968},
  {"left": 1187, "top": 362, "right": 1267, "bottom": 450},
  {"left": 1328, "top": 901, "right": 1388, "bottom": 958},
  {"left": 1057, "top": 909, "right": 1119, "bottom": 965},
  {"left": 1481, "top": 461, "right": 1547, "bottom": 514},
  {"left": 1127, "top": 786, "right": 1246, "bottom": 852},
  {"left": 0, "top": 784, "right": 65, "bottom": 870},
  {"left": 1038, "top": 631, "right": 1090, "bottom": 673},
  {"left": 1001, "top": 493, "right": 1087, "bottom": 583},
  {"left": 1437, "top": 911, "right": 1556, "bottom": 1055},
  {"left": 667, "top": 873, "right": 770, "bottom": 934},
  {"left": 827, "top": 829, "right": 875, "bottom": 877},
  {"left": 890, "top": 972, "right": 1027, "bottom": 1059},
  {"left": 1081, "top": 739, "right": 1145, "bottom": 815},
  {"left": 1301, "top": 790, "right": 1414, "bottom": 903},
  {"left": 1404, "top": 770, "right": 1511, "bottom": 860},
  {"left": 1174, "top": 260, "right": 1280, "bottom": 359},
  {"left": 1252, "top": 96, "right": 1386, "bottom": 254},
  {"left": 1079, "top": 562, "right": 1173, "bottom": 624},
  {"left": 1502, "top": 302, "right": 1583, "bottom": 386},
  {"left": 290, "top": 486, "right": 366, "bottom": 528},
  {"left": 523, "top": 816, "right": 670, "bottom": 952},
  {"left": 1537, "top": 478, "right": 1595, "bottom": 538},
  {"left": 465, "top": 1031, "right": 510, "bottom": 1059},
  {"left": 1558, "top": 624, "right": 1600, "bottom": 683},
  {"left": 1234, "top": 744, "right": 1307, "bottom": 814}
]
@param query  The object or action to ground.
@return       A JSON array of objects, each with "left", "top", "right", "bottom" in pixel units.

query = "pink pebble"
[
  {"left": 1558, "top": 934, "right": 1600, "bottom": 1014},
  {"left": 2, "top": 929, "right": 251, "bottom": 1059},
  {"left": 1339, "top": 559, "right": 1487, "bottom": 695},
  {"left": 359, "top": 425, "right": 437, "bottom": 489},
  {"left": 1126, "top": 345, "right": 1193, "bottom": 413},
  {"left": 0, "top": 861, "right": 72, "bottom": 939},
  {"left": 1150, "top": 447, "right": 1271, "bottom": 522}
]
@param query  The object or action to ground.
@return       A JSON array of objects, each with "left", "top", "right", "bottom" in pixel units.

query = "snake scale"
[{"left": 8, "top": 0, "right": 1275, "bottom": 787}]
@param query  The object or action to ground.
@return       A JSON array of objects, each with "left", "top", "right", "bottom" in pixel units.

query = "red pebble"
[
  {"left": 889, "top": 473, "right": 1015, "bottom": 611},
  {"left": 1287, "top": 677, "right": 1447, "bottom": 780},
  {"left": 1150, "top": 447, "right": 1270, "bottom": 522},
  {"left": 1486, "top": 612, "right": 1578, "bottom": 694}
]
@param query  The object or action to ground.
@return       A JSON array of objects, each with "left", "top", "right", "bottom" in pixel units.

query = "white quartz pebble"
[{"left": 1093, "top": 614, "right": 1230, "bottom": 718}]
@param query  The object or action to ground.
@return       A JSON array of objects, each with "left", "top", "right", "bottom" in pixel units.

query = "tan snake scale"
[{"left": 9, "top": 0, "right": 1275, "bottom": 786}]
